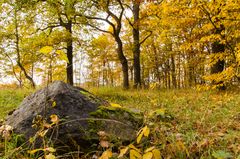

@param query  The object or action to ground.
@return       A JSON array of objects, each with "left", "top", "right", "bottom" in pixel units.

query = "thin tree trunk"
[
  {"left": 152, "top": 44, "right": 161, "bottom": 84},
  {"left": 14, "top": 7, "right": 35, "bottom": 88},
  {"left": 171, "top": 54, "right": 177, "bottom": 88},
  {"left": 65, "top": 20, "right": 74, "bottom": 85}
]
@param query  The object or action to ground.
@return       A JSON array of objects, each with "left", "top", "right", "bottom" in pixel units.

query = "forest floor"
[{"left": 0, "top": 87, "right": 240, "bottom": 158}]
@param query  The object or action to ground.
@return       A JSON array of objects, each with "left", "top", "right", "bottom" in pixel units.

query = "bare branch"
[
  {"left": 140, "top": 31, "right": 152, "bottom": 45},
  {"left": 125, "top": 14, "right": 133, "bottom": 27},
  {"left": 86, "top": 23, "right": 113, "bottom": 35},
  {"left": 36, "top": 24, "right": 61, "bottom": 33},
  {"left": 123, "top": 3, "right": 133, "bottom": 12}
]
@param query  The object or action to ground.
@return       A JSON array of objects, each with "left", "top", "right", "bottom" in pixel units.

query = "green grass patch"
[
  {"left": 89, "top": 87, "right": 240, "bottom": 158},
  {"left": 0, "top": 89, "right": 32, "bottom": 120},
  {"left": 1, "top": 87, "right": 240, "bottom": 158}
]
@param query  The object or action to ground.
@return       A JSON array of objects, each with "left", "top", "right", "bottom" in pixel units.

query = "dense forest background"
[
  {"left": 1, "top": 1, "right": 240, "bottom": 158},
  {"left": 0, "top": 0, "right": 240, "bottom": 90}
]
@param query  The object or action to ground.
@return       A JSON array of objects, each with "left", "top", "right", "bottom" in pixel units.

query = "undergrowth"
[{"left": 0, "top": 87, "right": 240, "bottom": 158}]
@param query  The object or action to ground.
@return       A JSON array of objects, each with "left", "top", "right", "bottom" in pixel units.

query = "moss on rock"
[{"left": 88, "top": 105, "right": 143, "bottom": 141}]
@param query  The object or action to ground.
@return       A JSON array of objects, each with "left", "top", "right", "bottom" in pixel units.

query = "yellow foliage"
[
  {"left": 142, "top": 152, "right": 153, "bottom": 159},
  {"left": 110, "top": 103, "right": 122, "bottom": 108},
  {"left": 118, "top": 147, "right": 129, "bottom": 158},
  {"left": 99, "top": 149, "right": 113, "bottom": 159},
  {"left": 130, "top": 149, "right": 142, "bottom": 159},
  {"left": 152, "top": 149, "right": 161, "bottom": 159},
  {"left": 56, "top": 50, "right": 69, "bottom": 63},
  {"left": 137, "top": 126, "right": 150, "bottom": 144},
  {"left": 39, "top": 46, "right": 53, "bottom": 54},
  {"left": 50, "top": 114, "right": 59, "bottom": 124},
  {"left": 45, "top": 153, "right": 56, "bottom": 159}
]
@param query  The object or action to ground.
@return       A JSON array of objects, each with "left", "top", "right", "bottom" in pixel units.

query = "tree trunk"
[
  {"left": 132, "top": 1, "right": 141, "bottom": 88},
  {"left": 115, "top": 36, "right": 129, "bottom": 89},
  {"left": 65, "top": 20, "right": 74, "bottom": 85},
  {"left": 14, "top": 7, "right": 35, "bottom": 88},
  {"left": 171, "top": 54, "right": 177, "bottom": 88},
  {"left": 211, "top": 25, "right": 225, "bottom": 90},
  {"left": 152, "top": 44, "right": 161, "bottom": 84}
]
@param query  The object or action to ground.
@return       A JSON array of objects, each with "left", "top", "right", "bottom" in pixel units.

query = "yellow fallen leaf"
[
  {"left": 118, "top": 147, "right": 129, "bottom": 158},
  {"left": 45, "top": 153, "right": 56, "bottom": 159},
  {"left": 45, "top": 147, "right": 56, "bottom": 153},
  {"left": 143, "top": 126, "right": 150, "bottom": 137},
  {"left": 144, "top": 146, "right": 155, "bottom": 153},
  {"left": 28, "top": 148, "right": 43, "bottom": 154},
  {"left": 143, "top": 152, "right": 153, "bottom": 159},
  {"left": 99, "top": 149, "right": 112, "bottom": 159},
  {"left": 137, "top": 126, "right": 150, "bottom": 144},
  {"left": 52, "top": 101, "right": 57, "bottom": 107},
  {"left": 50, "top": 114, "right": 59, "bottom": 124},
  {"left": 152, "top": 149, "right": 161, "bottom": 159},
  {"left": 129, "top": 144, "right": 141, "bottom": 153},
  {"left": 137, "top": 130, "right": 144, "bottom": 144},
  {"left": 130, "top": 149, "right": 142, "bottom": 159},
  {"left": 110, "top": 103, "right": 122, "bottom": 108}
]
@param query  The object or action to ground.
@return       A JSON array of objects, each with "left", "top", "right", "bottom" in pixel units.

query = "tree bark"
[
  {"left": 211, "top": 25, "right": 225, "bottom": 90},
  {"left": 171, "top": 54, "right": 177, "bottom": 88},
  {"left": 115, "top": 36, "right": 129, "bottom": 89},
  {"left": 132, "top": 1, "right": 141, "bottom": 88},
  {"left": 65, "top": 20, "right": 74, "bottom": 85}
]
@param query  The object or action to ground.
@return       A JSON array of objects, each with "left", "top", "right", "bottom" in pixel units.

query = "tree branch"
[
  {"left": 124, "top": 14, "right": 133, "bottom": 27},
  {"left": 140, "top": 31, "right": 152, "bottom": 45},
  {"left": 86, "top": 23, "right": 113, "bottom": 35}
]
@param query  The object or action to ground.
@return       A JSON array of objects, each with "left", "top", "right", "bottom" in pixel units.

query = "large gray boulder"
[{"left": 5, "top": 81, "right": 142, "bottom": 150}]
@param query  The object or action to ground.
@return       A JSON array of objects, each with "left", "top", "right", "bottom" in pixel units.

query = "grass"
[
  {"left": 0, "top": 89, "right": 32, "bottom": 120},
  {"left": 1, "top": 86, "right": 240, "bottom": 158},
  {"left": 89, "top": 87, "right": 240, "bottom": 158}
]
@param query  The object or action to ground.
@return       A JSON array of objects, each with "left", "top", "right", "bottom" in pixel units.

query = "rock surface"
[{"left": 5, "top": 81, "right": 142, "bottom": 150}]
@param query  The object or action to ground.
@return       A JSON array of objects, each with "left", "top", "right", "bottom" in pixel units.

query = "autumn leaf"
[
  {"left": 45, "top": 147, "right": 56, "bottom": 153},
  {"left": 50, "top": 114, "right": 59, "bottom": 124},
  {"left": 45, "top": 153, "right": 56, "bottom": 159},
  {"left": 137, "top": 130, "right": 144, "bottom": 144},
  {"left": 143, "top": 152, "right": 153, "bottom": 159},
  {"left": 137, "top": 126, "right": 150, "bottom": 144},
  {"left": 99, "top": 149, "right": 113, "bottom": 159},
  {"left": 130, "top": 149, "right": 142, "bottom": 159},
  {"left": 39, "top": 46, "right": 53, "bottom": 54},
  {"left": 110, "top": 103, "right": 122, "bottom": 108},
  {"left": 129, "top": 144, "right": 141, "bottom": 153},
  {"left": 118, "top": 147, "right": 129, "bottom": 158},
  {"left": 56, "top": 50, "right": 69, "bottom": 63},
  {"left": 28, "top": 148, "right": 43, "bottom": 154},
  {"left": 143, "top": 126, "right": 150, "bottom": 137},
  {"left": 152, "top": 149, "right": 161, "bottom": 159},
  {"left": 52, "top": 101, "right": 57, "bottom": 107},
  {"left": 144, "top": 147, "right": 155, "bottom": 153}
]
